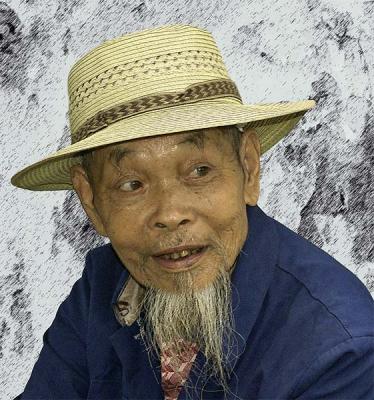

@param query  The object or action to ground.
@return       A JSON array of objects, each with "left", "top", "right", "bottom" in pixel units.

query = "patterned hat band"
[{"left": 73, "top": 78, "right": 242, "bottom": 143}]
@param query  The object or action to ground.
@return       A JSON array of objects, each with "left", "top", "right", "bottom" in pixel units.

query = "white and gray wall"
[{"left": 1, "top": 0, "right": 373, "bottom": 398}]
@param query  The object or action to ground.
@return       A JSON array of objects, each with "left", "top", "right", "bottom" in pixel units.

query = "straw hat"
[{"left": 11, "top": 24, "right": 315, "bottom": 191}]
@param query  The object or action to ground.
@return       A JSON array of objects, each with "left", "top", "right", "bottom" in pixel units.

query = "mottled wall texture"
[{"left": 1, "top": 0, "right": 373, "bottom": 397}]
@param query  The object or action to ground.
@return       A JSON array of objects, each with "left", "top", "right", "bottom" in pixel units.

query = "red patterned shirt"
[{"left": 160, "top": 339, "right": 199, "bottom": 400}]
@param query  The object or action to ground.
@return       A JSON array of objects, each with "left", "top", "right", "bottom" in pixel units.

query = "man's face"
[{"left": 71, "top": 126, "right": 260, "bottom": 293}]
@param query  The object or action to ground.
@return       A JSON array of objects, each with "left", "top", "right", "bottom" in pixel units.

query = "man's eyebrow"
[
  {"left": 177, "top": 131, "right": 206, "bottom": 151},
  {"left": 108, "top": 147, "right": 137, "bottom": 167},
  {"left": 108, "top": 131, "right": 207, "bottom": 166}
]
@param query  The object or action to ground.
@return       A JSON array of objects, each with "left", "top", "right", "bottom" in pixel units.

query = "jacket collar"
[
  {"left": 225, "top": 204, "right": 279, "bottom": 368},
  {"left": 109, "top": 204, "right": 279, "bottom": 375}
]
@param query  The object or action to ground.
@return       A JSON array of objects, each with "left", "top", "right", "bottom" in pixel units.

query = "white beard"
[{"left": 137, "top": 263, "right": 236, "bottom": 396}]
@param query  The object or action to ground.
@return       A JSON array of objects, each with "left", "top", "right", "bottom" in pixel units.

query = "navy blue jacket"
[{"left": 17, "top": 205, "right": 374, "bottom": 399}]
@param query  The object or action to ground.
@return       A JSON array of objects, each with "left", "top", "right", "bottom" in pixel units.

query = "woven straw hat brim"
[{"left": 11, "top": 99, "right": 315, "bottom": 191}]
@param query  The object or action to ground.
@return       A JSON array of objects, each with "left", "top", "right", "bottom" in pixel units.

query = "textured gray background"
[{"left": 1, "top": 0, "right": 373, "bottom": 398}]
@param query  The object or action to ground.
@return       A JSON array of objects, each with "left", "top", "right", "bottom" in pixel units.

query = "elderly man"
[{"left": 12, "top": 25, "right": 373, "bottom": 400}]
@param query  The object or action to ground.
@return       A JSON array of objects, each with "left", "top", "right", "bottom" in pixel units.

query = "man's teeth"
[{"left": 160, "top": 248, "right": 202, "bottom": 260}]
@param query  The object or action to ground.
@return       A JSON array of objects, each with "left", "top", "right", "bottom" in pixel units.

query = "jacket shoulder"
[
  {"left": 87, "top": 242, "right": 116, "bottom": 258},
  {"left": 272, "top": 218, "right": 374, "bottom": 338},
  {"left": 83, "top": 243, "right": 125, "bottom": 283}
]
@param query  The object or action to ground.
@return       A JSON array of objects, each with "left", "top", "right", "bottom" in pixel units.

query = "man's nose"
[
  {"left": 154, "top": 218, "right": 189, "bottom": 230},
  {"left": 148, "top": 182, "right": 195, "bottom": 231}
]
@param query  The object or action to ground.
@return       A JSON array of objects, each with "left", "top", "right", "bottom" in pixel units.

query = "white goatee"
[{"left": 137, "top": 263, "right": 237, "bottom": 396}]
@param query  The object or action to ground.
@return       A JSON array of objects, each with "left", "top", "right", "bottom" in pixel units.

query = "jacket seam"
[
  {"left": 275, "top": 263, "right": 353, "bottom": 340},
  {"left": 85, "top": 249, "right": 94, "bottom": 382},
  {"left": 289, "top": 335, "right": 374, "bottom": 398}
]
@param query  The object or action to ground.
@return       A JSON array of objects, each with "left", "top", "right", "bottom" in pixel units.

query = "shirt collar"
[{"left": 111, "top": 204, "right": 279, "bottom": 346}]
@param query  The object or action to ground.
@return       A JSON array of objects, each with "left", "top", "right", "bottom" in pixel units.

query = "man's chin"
[
  {"left": 143, "top": 270, "right": 209, "bottom": 294},
  {"left": 139, "top": 265, "right": 233, "bottom": 361}
]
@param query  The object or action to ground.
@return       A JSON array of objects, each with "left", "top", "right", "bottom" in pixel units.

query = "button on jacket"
[{"left": 17, "top": 205, "right": 374, "bottom": 399}]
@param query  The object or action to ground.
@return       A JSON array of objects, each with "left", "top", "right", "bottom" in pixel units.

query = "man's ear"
[
  {"left": 70, "top": 164, "right": 108, "bottom": 237},
  {"left": 240, "top": 127, "right": 261, "bottom": 205}
]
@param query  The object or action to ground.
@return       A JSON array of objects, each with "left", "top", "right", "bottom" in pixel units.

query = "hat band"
[{"left": 72, "top": 78, "right": 242, "bottom": 143}]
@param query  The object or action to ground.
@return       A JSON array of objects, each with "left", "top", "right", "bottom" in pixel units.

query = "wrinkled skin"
[{"left": 70, "top": 126, "right": 260, "bottom": 292}]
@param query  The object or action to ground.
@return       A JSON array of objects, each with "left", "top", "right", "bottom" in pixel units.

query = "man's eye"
[
  {"left": 119, "top": 180, "right": 142, "bottom": 192},
  {"left": 191, "top": 166, "right": 211, "bottom": 177}
]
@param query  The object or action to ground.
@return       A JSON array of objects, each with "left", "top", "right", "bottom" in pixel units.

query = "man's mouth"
[{"left": 152, "top": 246, "right": 208, "bottom": 270}]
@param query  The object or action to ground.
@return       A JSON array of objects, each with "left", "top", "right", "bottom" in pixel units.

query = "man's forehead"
[{"left": 99, "top": 127, "right": 225, "bottom": 166}]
